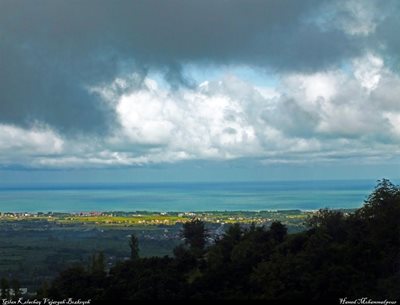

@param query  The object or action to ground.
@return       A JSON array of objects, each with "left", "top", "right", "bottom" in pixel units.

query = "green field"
[{"left": 0, "top": 209, "right": 318, "bottom": 227}]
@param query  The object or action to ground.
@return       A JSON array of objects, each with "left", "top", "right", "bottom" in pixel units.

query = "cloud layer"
[
  {"left": 0, "top": 0, "right": 400, "bottom": 169},
  {"left": 2, "top": 52, "right": 399, "bottom": 168}
]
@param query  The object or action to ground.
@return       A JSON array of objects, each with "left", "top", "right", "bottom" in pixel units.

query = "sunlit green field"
[{"left": 0, "top": 209, "right": 321, "bottom": 227}]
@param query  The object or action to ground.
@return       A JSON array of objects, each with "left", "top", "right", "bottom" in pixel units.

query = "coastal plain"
[{"left": 0, "top": 209, "right": 334, "bottom": 291}]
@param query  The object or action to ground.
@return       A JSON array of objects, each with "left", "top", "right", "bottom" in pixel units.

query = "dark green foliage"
[
  {"left": 104, "top": 257, "right": 188, "bottom": 300},
  {"left": 173, "top": 244, "right": 197, "bottom": 272},
  {"left": 36, "top": 281, "right": 49, "bottom": 299},
  {"left": 182, "top": 218, "right": 208, "bottom": 257},
  {"left": 250, "top": 179, "right": 400, "bottom": 300},
  {"left": 1, "top": 278, "right": 10, "bottom": 299},
  {"left": 90, "top": 252, "right": 105, "bottom": 275},
  {"left": 47, "top": 265, "right": 95, "bottom": 299},
  {"left": 10, "top": 279, "right": 20, "bottom": 299},
  {"left": 0, "top": 277, "right": 22, "bottom": 300},
  {"left": 129, "top": 234, "right": 140, "bottom": 260},
  {"left": 44, "top": 179, "right": 400, "bottom": 300},
  {"left": 270, "top": 221, "right": 288, "bottom": 243}
]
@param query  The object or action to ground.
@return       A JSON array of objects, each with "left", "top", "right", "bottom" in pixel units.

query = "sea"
[{"left": 0, "top": 179, "right": 386, "bottom": 213}]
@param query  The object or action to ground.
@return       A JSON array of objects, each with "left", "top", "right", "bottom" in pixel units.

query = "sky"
[{"left": 0, "top": 0, "right": 400, "bottom": 183}]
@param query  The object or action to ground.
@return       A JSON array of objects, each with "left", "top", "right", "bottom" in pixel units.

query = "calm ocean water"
[{"left": 0, "top": 180, "right": 384, "bottom": 213}]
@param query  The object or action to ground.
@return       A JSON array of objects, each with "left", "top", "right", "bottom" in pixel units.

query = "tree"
[
  {"left": 129, "top": 234, "right": 139, "bottom": 260},
  {"left": 48, "top": 266, "right": 93, "bottom": 299},
  {"left": 269, "top": 221, "right": 287, "bottom": 243},
  {"left": 36, "top": 281, "right": 49, "bottom": 299},
  {"left": 357, "top": 178, "right": 400, "bottom": 221},
  {"left": 182, "top": 218, "right": 208, "bottom": 256},
  {"left": 0, "top": 278, "right": 10, "bottom": 299},
  {"left": 173, "top": 244, "right": 197, "bottom": 271},
  {"left": 91, "top": 252, "right": 105, "bottom": 275},
  {"left": 10, "top": 279, "right": 20, "bottom": 299}
]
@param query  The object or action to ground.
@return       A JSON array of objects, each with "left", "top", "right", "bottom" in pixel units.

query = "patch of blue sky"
[
  {"left": 146, "top": 69, "right": 171, "bottom": 90},
  {"left": 340, "top": 60, "right": 354, "bottom": 76},
  {"left": 183, "top": 63, "right": 279, "bottom": 88}
]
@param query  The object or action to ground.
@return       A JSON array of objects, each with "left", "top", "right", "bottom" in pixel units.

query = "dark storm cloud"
[
  {"left": 0, "top": 0, "right": 389, "bottom": 135},
  {"left": 375, "top": 6, "right": 400, "bottom": 68}
]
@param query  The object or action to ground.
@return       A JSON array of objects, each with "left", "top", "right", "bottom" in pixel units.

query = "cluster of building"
[{"left": 0, "top": 212, "right": 41, "bottom": 218}]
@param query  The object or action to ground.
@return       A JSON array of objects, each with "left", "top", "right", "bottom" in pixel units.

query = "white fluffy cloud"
[
  {"left": 114, "top": 77, "right": 263, "bottom": 159},
  {"left": 0, "top": 124, "right": 63, "bottom": 166}
]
